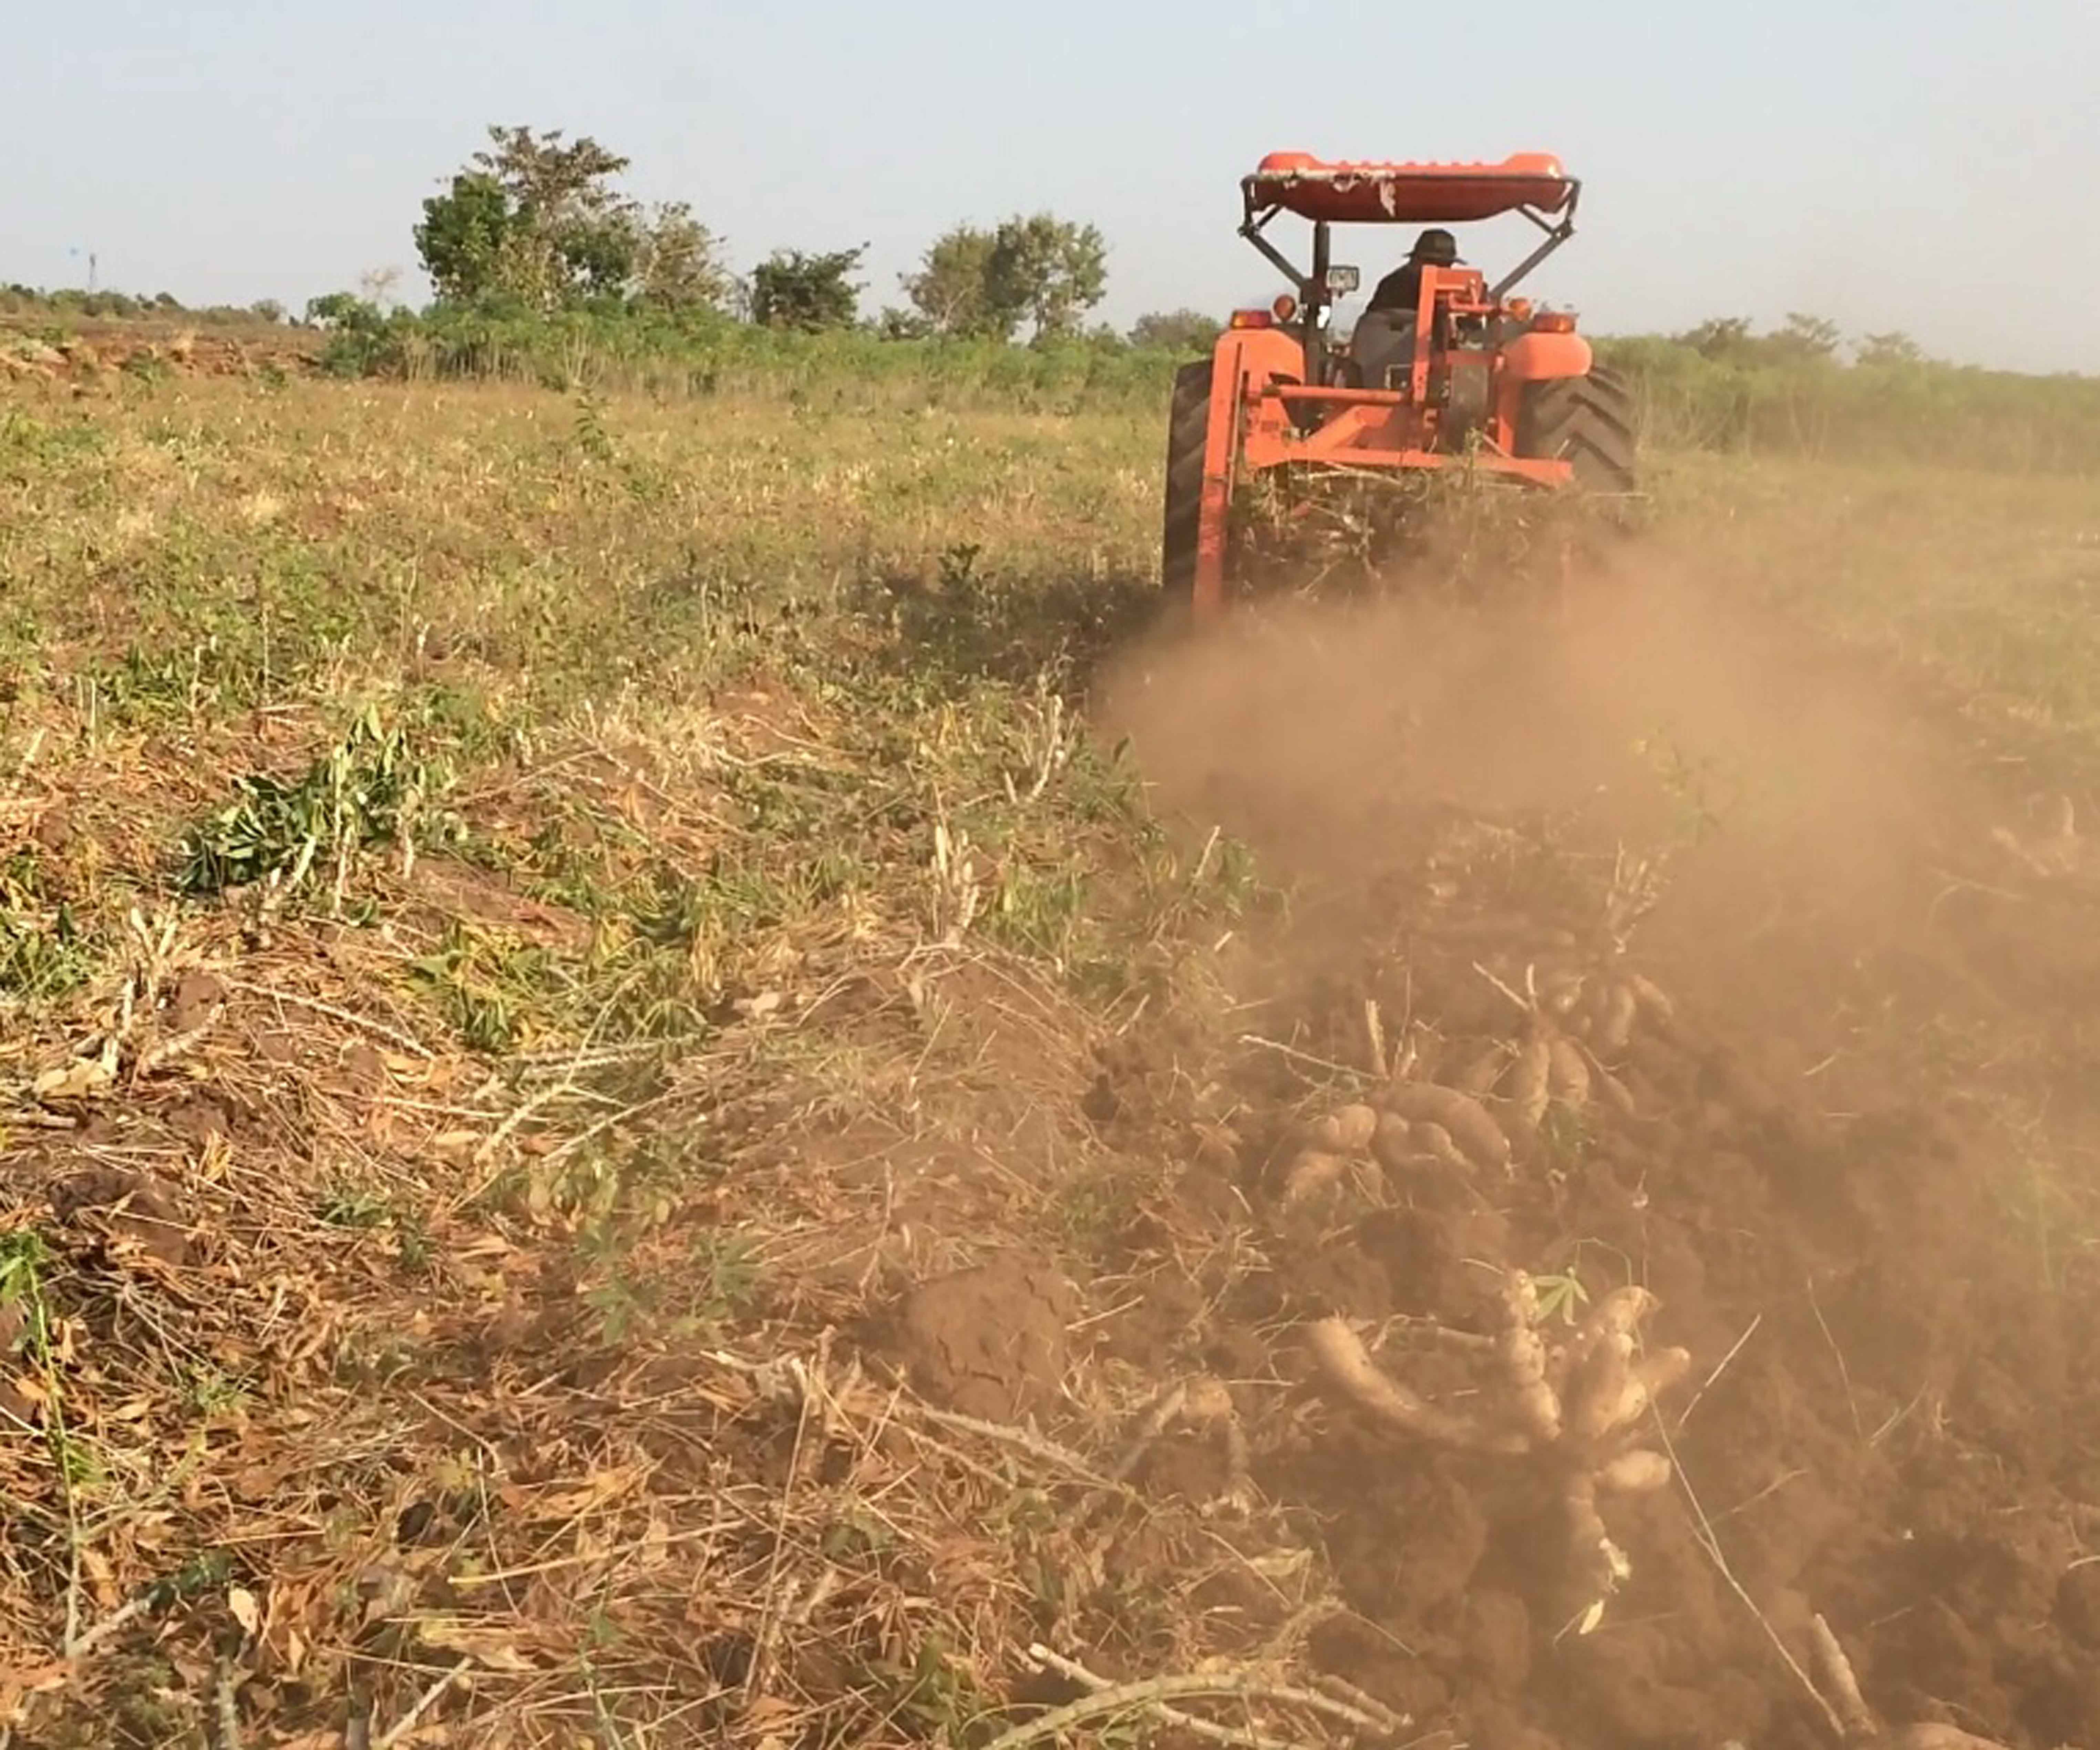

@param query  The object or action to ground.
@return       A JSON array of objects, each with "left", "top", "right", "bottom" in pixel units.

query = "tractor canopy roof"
[{"left": 1246, "top": 153, "right": 1574, "bottom": 224}]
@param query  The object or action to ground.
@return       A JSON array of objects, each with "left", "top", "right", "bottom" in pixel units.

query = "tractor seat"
[{"left": 1347, "top": 309, "right": 1419, "bottom": 391}]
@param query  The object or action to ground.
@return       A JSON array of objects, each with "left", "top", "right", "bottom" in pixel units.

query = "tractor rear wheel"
[
  {"left": 1516, "top": 366, "right": 1637, "bottom": 491},
  {"left": 1161, "top": 358, "right": 1213, "bottom": 599}
]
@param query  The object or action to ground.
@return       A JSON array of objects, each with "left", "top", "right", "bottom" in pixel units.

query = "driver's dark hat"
[{"left": 1410, "top": 228, "right": 1461, "bottom": 265}]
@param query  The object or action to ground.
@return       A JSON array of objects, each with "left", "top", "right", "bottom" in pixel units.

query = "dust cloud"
[
  {"left": 1089, "top": 546, "right": 2100, "bottom": 1747},
  {"left": 1095, "top": 547, "right": 2001, "bottom": 1030}
]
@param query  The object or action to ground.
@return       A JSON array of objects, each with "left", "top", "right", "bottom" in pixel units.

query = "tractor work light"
[
  {"left": 1531, "top": 310, "right": 1578, "bottom": 333},
  {"left": 1272, "top": 293, "right": 1299, "bottom": 322},
  {"left": 1229, "top": 309, "right": 1274, "bottom": 329}
]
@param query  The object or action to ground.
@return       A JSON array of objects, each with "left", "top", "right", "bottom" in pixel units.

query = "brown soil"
[
  {"left": 883, "top": 1256, "right": 1078, "bottom": 1422},
  {"left": 1087, "top": 552, "right": 2100, "bottom": 1749},
  {"left": 0, "top": 319, "right": 317, "bottom": 385}
]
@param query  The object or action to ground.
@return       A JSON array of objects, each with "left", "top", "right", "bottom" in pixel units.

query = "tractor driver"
[{"left": 1366, "top": 227, "right": 1461, "bottom": 317}]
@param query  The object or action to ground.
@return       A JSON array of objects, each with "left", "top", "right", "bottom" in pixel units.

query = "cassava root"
[
  {"left": 1808, "top": 1614, "right": 2011, "bottom": 1750},
  {"left": 1306, "top": 1267, "right": 1691, "bottom": 1628},
  {"left": 1285, "top": 967, "right": 1685, "bottom": 1193},
  {"left": 1380, "top": 1083, "right": 1510, "bottom": 1170}
]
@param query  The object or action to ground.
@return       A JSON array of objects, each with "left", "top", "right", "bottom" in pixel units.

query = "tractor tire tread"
[
  {"left": 1517, "top": 368, "right": 1638, "bottom": 491},
  {"left": 1162, "top": 358, "right": 1213, "bottom": 599}
]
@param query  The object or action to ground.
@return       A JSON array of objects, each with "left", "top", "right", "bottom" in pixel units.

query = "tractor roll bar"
[
  {"left": 1490, "top": 186, "right": 1583, "bottom": 302},
  {"left": 1238, "top": 180, "right": 1583, "bottom": 383}
]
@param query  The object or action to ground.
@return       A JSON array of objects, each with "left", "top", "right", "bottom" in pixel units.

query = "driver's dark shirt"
[{"left": 1367, "top": 262, "right": 1426, "bottom": 316}]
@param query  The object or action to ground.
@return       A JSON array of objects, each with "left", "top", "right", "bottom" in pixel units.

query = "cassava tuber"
[
  {"left": 1308, "top": 1103, "right": 1379, "bottom": 1153},
  {"left": 1280, "top": 1150, "right": 1347, "bottom": 1208},
  {"left": 1596, "top": 1449, "right": 1672, "bottom": 1495},
  {"left": 1504, "top": 1038, "right": 1553, "bottom": 1133},
  {"left": 1306, "top": 1269, "right": 1688, "bottom": 1624},
  {"left": 1548, "top": 1037, "right": 1593, "bottom": 1109},
  {"left": 1371, "top": 1112, "right": 1413, "bottom": 1172},
  {"left": 1591, "top": 1060, "right": 1638, "bottom": 1118},
  {"left": 1383, "top": 1083, "right": 1511, "bottom": 1171},
  {"left": 1457, "top": 1043, "right": 1510, "bottom": 1098},
  {"left": 1595, "top": 981, "right": 1639, "bottom": 1055},
  {"left": 1304, "top": 1318, "right": 1527, "bottom": 1453},
  {"left": 1412, "top": 1122, "right": 1468, "bottom": 1169}
]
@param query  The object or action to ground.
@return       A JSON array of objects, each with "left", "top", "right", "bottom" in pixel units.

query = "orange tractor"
[{"left": 1162, "top": 152, "right": 1636, "bottom": 611}]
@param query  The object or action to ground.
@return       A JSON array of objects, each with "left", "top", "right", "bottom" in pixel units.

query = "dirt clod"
[
  {"left": 50, "top": 1167, "right": 196, "bottom": 1267},
  {"left": 167, "top": 968, "right": 226, "bottom": 1033},
  {"left": 885, "top": 1257, "right": 1076, "bottom": 1421},
  {"left": 1461, "top": 1589, "right": 1534, "bottom": 1694},
  {"left": 2055, "top": 1563, "right": 2100, "bottom": 1650}
]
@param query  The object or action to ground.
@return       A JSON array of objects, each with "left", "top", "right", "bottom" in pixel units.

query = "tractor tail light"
[
  {"left": 1532, "top": 311, "right": 1577, "bottom": 334},
  {"left": 1271, "top": 293, "right": 1299, "bottom": 323},
  {"left": 1229, "top": 310, "right": 1274, "bottom": 329}
]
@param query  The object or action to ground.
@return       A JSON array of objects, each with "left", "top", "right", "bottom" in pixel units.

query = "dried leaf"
[
  {"left": 32, "top": 1055, "right": 114, "bottom": 1102},
  {"left": 536, "top": 1461, "right": 650, "bottom": 1518},
  {"left": 228, "top": 1586, "right": 262, "bottom": 1636},
  {"left": 418, "top": 1619, "right": 533, "bottom": 1671}
]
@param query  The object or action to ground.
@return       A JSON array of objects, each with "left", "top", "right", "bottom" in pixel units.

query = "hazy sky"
[{"left": 6, "top": 0, "right": 2097, "bottom": 372}]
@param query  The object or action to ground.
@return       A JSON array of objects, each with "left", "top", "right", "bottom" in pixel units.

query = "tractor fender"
[
  {"left": 1213, "top": 323, "right": 1306, "bottom": 385},
  {"left": 1499, "top": 329, "right": 1593, "bottom": 383},
  {"left": 1213, "top": 325, "right": 1306, "bottom": 438},
  {"left": 1212, "top": 326, "right": 1305, "bottom": 466},
  {"left": 1191, "top": 325, "right": 1306, "bottom": 613}
]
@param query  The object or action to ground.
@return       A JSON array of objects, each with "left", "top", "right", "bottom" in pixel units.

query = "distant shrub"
[
  {"left": 6, "top": 276, "right": 2093, "bottom": 474},
  {"left": 1593, "top": 333, "right": 2100, "bottom": 473},
  {"left": 318, "top": 303, "right": 1182, "bottom": 410},
  {"left": 0, "top": 283, "right": 288, "bottom": 329}
]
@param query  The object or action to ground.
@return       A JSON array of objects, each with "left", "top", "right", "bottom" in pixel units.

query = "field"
[{"left": 2, "top": 366, "right": 2100, "bottom": 1750}]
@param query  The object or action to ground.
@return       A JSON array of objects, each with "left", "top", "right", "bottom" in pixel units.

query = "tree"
[
  {"left": 1677, "top": 312, "right": 1841, "bottom": 368},
  {"left": 1678, "top": 317, "right": 1756, "bottom": 361},
  {"left": 1130, "top": 309, "right": 1221, "bottom": 352},
  {"left": 358, "top": 266, "right": 403, "bottom": 310},
  {"left": 901, "top": 213, "right": 1109, "bottom": 341},
  {"left": 986, "top": 214, "right": 1107, "bottom": 341},
  {"left": 414, "top": 171, "right": 520, "bottom": 306},
  {"left": 412, "top": 125, "right": 729, "bottom": 314},
  {"left": 1767, "top": 311, "right": 1842, "bottom": 364},
  {"left": 902, "top": 225, "right": 1007, "bottom": 337},
  {"left": 475, "top": 125, "right": 637, "bottom": 308},
  {"left": 632, "top": 201, "right": 731, "bottom": 312},
  {"left": 875, "top": 306, "right": 933, "bottom": 340},
  {"left": 1856, "top": 330, "right": 1927, "bottom": 369},
  {"left": 304, "top": 291, "right": 381, "bottom": 331},
  {"left": 750, "top": 245, "right": 868, "bottom": 331}
]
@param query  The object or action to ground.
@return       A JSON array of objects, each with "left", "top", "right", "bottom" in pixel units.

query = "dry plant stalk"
[
  {"left": 1110, "top": 1376, "right": 1256, "bottom": 1510},
  {"left": 987, "top": 1660, "right": 1402, "bottom": 1750}
]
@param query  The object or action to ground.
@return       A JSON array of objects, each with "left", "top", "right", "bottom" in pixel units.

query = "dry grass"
[
  {"left": 1646, "top": 451, "right": 2100, "bottom": 766},
  {"left": 0, "top": 375, "right": 1293, "bottom": 1746}
]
